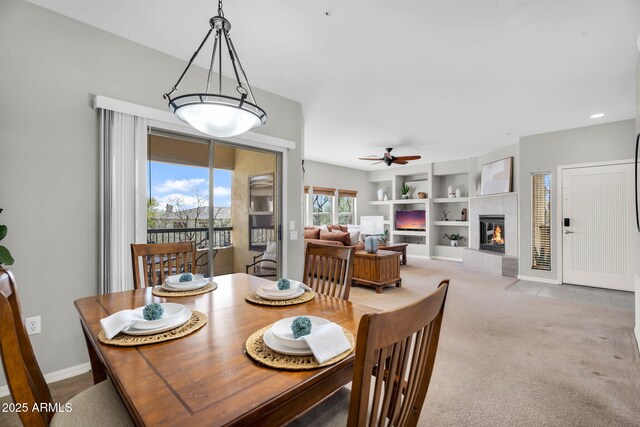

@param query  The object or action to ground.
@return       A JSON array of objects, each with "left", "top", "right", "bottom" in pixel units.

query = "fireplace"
[{"left": 479, "top": 215, "right": 505, "bottom": 253}]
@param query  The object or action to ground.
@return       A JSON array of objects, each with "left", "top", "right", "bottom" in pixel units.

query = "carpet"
[{"left": 348, "top": 258, "right": 640, "bottom": 426}]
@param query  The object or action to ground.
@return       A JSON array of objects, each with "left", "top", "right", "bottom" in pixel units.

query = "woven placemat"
[
  {"left": 152, "top": 282, "right": 217, "bottom": 297},
  {"left": 245, "top": 291, "right": 315, "bottom": 306},
  {"left": 245, "top": 324, "right": 354, "bottom": 370},
  {"left": 98, "top": 311, "right": 207, "bottom": 347}
]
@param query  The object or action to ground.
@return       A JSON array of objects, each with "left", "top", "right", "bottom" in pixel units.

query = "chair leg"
[{"left": 81, "top": 322, "right": 107, "bottom": 384}]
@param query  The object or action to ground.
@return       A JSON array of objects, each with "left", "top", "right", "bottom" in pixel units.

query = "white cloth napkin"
[
  {"left": 260, "top": 281, "right": 300, "bottom": 297},
  {"left": 302, "top": 323, "right": 352, "bottom": 364},
  {"left": 100, "top": 310, "right": 144, "bottom": 339}
]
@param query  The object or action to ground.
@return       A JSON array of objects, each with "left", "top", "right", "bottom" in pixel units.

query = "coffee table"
[
  {"left": 352, "top": 250, "right": 402, "bottom": 294},
  {"left": 378, "top": 243, "right": 408, "bottom": 265}
]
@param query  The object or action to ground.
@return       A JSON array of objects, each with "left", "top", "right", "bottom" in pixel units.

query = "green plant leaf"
[
  {"left": 0, "top": 245, "right": 14, "bottom": 265},
  {"left": 0, "top": 225, "right": 6, "bottom": 241}
]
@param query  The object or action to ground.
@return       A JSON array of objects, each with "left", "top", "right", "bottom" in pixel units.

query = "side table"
[
  {"left": 352, "top": 250, "right": 402, "bottom": 294},
  {"left": 378, "top": 243, "right": 408, "bottom": 265}
]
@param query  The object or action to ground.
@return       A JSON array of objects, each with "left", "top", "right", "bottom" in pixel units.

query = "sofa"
[{"left": 303, "top": 225, "right": 365, "bottom": 251}]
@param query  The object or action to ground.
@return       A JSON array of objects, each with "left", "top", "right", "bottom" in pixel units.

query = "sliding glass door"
[{"left": 147, "top": 129, "right": 280, "bottom": 278}]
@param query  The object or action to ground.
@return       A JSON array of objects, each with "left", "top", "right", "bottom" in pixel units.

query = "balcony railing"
[{"left": 147, "top": 227, "right": 232, "bottom": 248}]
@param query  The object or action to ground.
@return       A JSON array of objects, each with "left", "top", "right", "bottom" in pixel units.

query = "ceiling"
[{"left": 27, "top": 0, "right": 640, "bottom": 170}]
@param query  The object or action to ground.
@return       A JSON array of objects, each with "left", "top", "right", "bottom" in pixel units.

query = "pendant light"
[{"left": 163, "top": 0, "right": 267, "bottom": 137}]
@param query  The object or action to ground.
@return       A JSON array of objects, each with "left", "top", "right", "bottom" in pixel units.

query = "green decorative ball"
[
  {"left": 291, "top": 316, "right": 312, "bottom": 339},
  {"left": 143, "top": 303, "right": 164, "bottom": 321},
  {"left": 179, "top": 273, "right": 193, "bottom": 282},
  {"left": 277, "top": 278, "right": 291, "bottom": 290}
]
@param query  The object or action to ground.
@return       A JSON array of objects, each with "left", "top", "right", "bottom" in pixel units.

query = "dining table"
[{"left": 75, "top": 273, "right": 376, "bottom": 426}]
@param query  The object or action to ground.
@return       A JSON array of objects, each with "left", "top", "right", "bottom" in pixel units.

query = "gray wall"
[
  {"left": 518, "top": 120, "right": 635, "bottom": 281},
  {"left": 0, "top": 0, "right": 304, "bottom": 385},
  {"left": 470, "top": 143, "right": 520, "bottom": 195},
  {"left": 303, "top": 160, "right": 376, "bottom": 222}
]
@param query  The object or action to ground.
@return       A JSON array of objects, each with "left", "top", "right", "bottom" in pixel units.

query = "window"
[
  {"left": 338, "top": 189, "right": 357, "bottom": 225},
  {"left": 531, "top": 173, "right": 551, "bottom": 270},
  {"left": 312, "top": 187, "right": 334, "bottom": 225}
]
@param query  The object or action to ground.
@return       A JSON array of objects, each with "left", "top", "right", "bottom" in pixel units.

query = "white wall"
[
  {"left": 303, "top": 160, "right": 376, "bottom": 223},
  {"left": 635, "top": 52, "right": 639, "bottom": 349},
  {"left": 0, "top": 0, "right": 304, "bottom": 386},
  {"left": 518, "top": 120, "right": 635, "bottom": 282}
]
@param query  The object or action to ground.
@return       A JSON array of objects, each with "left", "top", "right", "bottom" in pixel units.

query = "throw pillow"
[
  {"left": 304, "top": 228, "right": 320, "bottom": 239},
  {"left": 320, "top": 230, "right": 351, "bottom": 246},
  {"left": 262, "top": 241, "right": 278, "bottom": 261}
]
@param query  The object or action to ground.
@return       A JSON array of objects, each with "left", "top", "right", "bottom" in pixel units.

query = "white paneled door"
[{"left": 562, "top": 163, "right": 635, "bottom": 291}]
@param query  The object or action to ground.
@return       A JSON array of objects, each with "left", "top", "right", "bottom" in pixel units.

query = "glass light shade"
[{"left": 169, "top": 94, "right": 267, "bottom": 138}]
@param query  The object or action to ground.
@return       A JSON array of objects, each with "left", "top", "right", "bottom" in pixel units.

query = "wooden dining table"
[{"left": 75, "top": 273, "right": 375, "bottom": 426}]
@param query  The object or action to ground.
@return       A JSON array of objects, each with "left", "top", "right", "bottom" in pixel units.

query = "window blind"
[
  {"left": 531, "top": 173, "right": 551, "bottom": 270},
  {"left": 304, "top": 186, "right": 309, "bottom": 194},
  {"left": 312, "top": 187, "right": 336, "bottom": 196},
  {"left": 338, "top": 189, "right": 357, "bottom": 198}
]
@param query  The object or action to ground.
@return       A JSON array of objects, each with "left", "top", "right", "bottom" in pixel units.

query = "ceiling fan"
[{"left": 359, "top": 148, "right": 421, "bottom": 166}]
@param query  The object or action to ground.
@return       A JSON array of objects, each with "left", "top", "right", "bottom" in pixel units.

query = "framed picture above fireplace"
[{"left": 480, "top": 157, "right": 513, "bottom": 196}]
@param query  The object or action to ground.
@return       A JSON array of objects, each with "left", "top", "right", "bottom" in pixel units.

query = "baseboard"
[
  {"left": 635, "top": 327, "right": 640, "bottom": 354},
  {"left": 518, "top": 275, "right": 561, "bottom": 285},
  {"left": 431, "top": 256, "right": 463, "bottom": 262},
  {"left": 406, "top": 255, "right": 429, "bottom": 260},
  {"left": 0, "top": 362, "right": 91, "bottom": 398}
]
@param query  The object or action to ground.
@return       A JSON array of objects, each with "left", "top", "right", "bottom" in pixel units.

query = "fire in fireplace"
[{"left": 479, "top": 215, "right": 505, "bottom": 253}]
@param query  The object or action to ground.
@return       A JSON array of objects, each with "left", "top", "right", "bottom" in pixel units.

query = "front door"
[{"left": 561, "top": 162, "right": 635, "bottom": 291}]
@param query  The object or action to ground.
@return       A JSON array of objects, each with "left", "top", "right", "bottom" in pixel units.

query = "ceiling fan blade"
[
  {"left": 359, "top": 157, "right": 384, "bottom": 161},
  {"left": 371, "top": 160, "right": 384, "bottom": 166},
  {"left": 392, "top": 159, "right": 409, "bottom": 165},
  {"left": 394, "top": 155, "right": 421, "bottom": 161}
]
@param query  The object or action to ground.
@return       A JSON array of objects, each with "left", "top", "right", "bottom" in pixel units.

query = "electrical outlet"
[{"left": 25, "top": 316, "right": 41, "bottom": 335}]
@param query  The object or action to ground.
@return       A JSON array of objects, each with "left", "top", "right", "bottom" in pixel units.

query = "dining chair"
[
  {"left": 0, "top": 268, "right": 133, "bottom": 426},
  {"left": 289, "top": 279, "right": 449, "bottom": 427},
  {"left": 303, "top": 242, "right": 355, "bottom": 300},
  {"left": 130, "top": 241, "right": 196, "bottom": 289}
]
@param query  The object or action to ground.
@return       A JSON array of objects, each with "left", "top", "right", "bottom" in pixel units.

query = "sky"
[{"left": 148, "top": 161, "right": 232, "bottom": 210}]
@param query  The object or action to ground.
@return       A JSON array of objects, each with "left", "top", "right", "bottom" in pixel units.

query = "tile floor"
[{"left": 508, "top": 280, "right": 635, "bottom": 310}]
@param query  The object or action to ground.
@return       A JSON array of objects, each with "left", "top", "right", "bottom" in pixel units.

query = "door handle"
[{"left": 564, "top": 230, "right": 574, "bottom": 234}]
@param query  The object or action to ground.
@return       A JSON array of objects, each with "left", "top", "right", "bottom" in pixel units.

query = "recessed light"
[{"left": 590, "top": 113, "right": 605, "bottom": 119}]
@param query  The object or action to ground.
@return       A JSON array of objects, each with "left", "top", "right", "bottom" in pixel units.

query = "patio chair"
[
  {"left": 302, "top": 242, "right": 355, "bottom": 300},
  {"left": 0, "top": 268, "right": 133, "bottom": 426},
  {"left": 130, "top": 242, "right": 196, "bottom": 289},
  {"left": 246, "top": 240, "right": 278, "bottom": 279},
  {"left": 289, "top": 279, "right": 450, "bottom": 427}
]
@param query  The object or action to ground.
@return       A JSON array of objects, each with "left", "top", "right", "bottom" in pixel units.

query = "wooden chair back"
[
  {"left": 0, "top": 268, "right": 54, "bottom": 426},
  {"left": 303, "top": 242, "right": 355, "bottom": 300},
  {"left": 130, "top": 242, "right": 196, "bottom": 289},
  {"left": 347, "top": 280, "right": 449, "bottom": 427}
]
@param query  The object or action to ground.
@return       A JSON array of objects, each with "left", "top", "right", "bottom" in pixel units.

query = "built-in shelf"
[
  {"left": 383, "top": 220, "right": 391, "bottom": 225},
  {"left": 433, "top": 221, "right": 469, "bottom": 226},
  {"left": 431, "top": 197, "right": 469, "bottom": 203},
  {"left": 369, "top": 200, "right": 391, "bottom": 205},
  {"left": 434, "top": 244, "right": 467, "bottom": 249},
  {"left": 393, "top": 230, "right": 427, "bottom": 237},
  {"left": 392, "top": 198, "right": 429, "bottom": 204}
]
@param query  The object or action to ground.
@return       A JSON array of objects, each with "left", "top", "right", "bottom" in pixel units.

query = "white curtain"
[{"left": 99, "top": 110, "right": 147, "bottom": 294}]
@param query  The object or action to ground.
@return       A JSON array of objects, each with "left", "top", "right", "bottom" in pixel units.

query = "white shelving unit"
[
  {"left": 367, "top": 159, "right": 473, "bottom": 261},
  {"left": 429, "top": 162, "right": 471, "bottom": 261},
  {"left": 369, "top": 172, "right": 430, "bottom": 258}
]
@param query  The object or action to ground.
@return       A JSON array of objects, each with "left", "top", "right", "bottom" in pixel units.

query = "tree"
[{"left": 147, "top": 197, "right": 159, "bottom": 229}]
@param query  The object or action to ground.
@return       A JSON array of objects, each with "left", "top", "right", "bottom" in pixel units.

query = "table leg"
[
  {"left": 401, "top": 250, "right": 407, "bottom": 265},
  {"left": 396, "top": 278, "right": 402, "bottom": 288},
  {"left": 81, "top": 322, "right": 107, "bottom": 384}
]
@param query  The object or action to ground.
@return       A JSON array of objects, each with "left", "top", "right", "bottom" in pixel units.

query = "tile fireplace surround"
[{"left": 463, "top": 193, "right": 518, "bottom": 277}]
